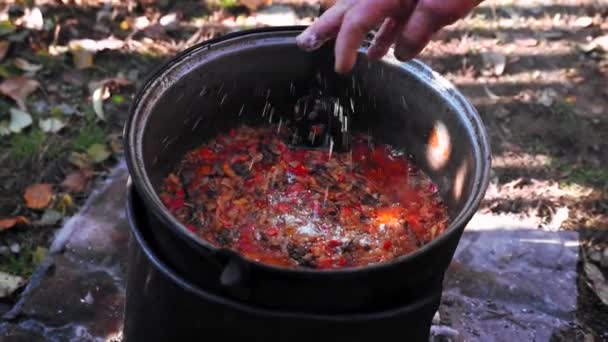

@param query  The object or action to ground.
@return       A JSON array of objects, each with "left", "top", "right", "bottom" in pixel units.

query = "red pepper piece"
[
  {"left": 317, "top": 258, "right": 333, "bottom": 269},
  {"left": 238, "top": 225, "right": 256, "bottom": 253},
  {"left": 186, "top": 224, "right": 197, "bottom": 232},
  {"left": 338, "top": 257, "right": 347, "bottom": 267},
  {"left": 198, "top": 147, "right": 215, "bottom": 160},
  {"left": 382, "top": 240, "right": 392, "bottom": 251},
  {"left": 327, "top": 240, "right": 341, "bottom": 248},
  {"left": 266, "top": 227, "right": 279, "bottom": 237},
  {"left": 312, "top": 201, "right": 322, "bottom": 215},
  {"left": 276, "top": 203, "right": 290, "bottom": 213},
  {"left": 167, "top": 197, "right": 184, "bottom": 212},
  {"left": 286, "top": 183, "right": 305, "bottom": 195},
  {"left": 288, "top": 164, "right": 308, "bottom": 177}
]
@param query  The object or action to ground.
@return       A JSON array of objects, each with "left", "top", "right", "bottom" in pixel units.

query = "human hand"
[{"left": 296, "top": 0, "right": 482, "bottom": 73}]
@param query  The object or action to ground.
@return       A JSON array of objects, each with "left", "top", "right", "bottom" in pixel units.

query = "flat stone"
[
  {"left": 436, "top": 216, "right": 580, "bottom": 341},
  {"left": 17, "top": 255, "right": 123, "bottom": 338},
  {"left": 1, "top": 162, "right": 128, "bottom": 341}
]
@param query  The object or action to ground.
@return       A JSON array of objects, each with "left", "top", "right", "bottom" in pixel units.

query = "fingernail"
[{"left": 296, "top": 31, "right": 327, "bottom": 52}]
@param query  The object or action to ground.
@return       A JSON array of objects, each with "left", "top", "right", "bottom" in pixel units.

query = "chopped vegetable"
[{"left": 160, "top": 125, "right": 448, "bottom": 269}]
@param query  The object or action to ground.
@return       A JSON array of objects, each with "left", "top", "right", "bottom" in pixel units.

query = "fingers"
[
  {"left": 394, "top": 0, "right": 480, "bottom": 61},
  {"left": 367, "top": 18, "right": 401, "bottom": 60},
  {"left": 334, "top": 0, "right": 401, "bottom": 73},
  {"left": 296, "top": 0, "right": 356, "bottom": 52},
  {"left": 393, "top": 6, "right": 440, "bottom": 61}
]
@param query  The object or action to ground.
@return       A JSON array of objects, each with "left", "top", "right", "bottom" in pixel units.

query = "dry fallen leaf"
[
  {"left": 39, "top": 117, "right": 66, "bottom": 133},
  {"left": 537, "top": 89, "right": 558, "bottom": 107},
  {"left": 0, "top": 41, "right": 9, "bottom": 61},
  {"left": 55, "top": 193, "right": 74, "bottom": 214},
  {"left": 484, "top": 86, "right": 501, "bottom": 101},
  {"left": 0, "top": 76, "right": 40, "bottom": 109},
  {"left": 0, "top": 121, "right": 10, "bottom": 136},
  {"left": 0, "top": 216, "right": 29, "bottom": 230},
  {"left": 92, "top": 85, "right": 109, "bottom": 121},
  {"left": 14, "top": 58, "right": 43, "bottom": 73},
  {"left": 68, "top": 39, "right": 100, "bottom": 69},
  {"left": 36, "top": 209, "right": 63, "bottom": 226},
  {"left": 23, "top": 183, "right": 54, "bottom": 210},
  {"left": 482, "top": 51, "right": 507, "bottom": 76},
  {"left": 9, "top": 108, "right": 33, "bottom": 133},
  {"left": 95, "top": 36, "right": 125, "bottom": 50},
  {"left": 573, "top": 16, "right": 593, "bottom": 28},
  {"left": 61, "top": 169, "right": 94, "bottom": 193},
  {"left": 0, "top": 271, "right": 25, "bottom": 298},
  {"left": 584, "top": 262, "right": 608, "bottom": 305},
  {"left": 20, "top": 7, "right": 44, "bottom": 30},
  {"left": 591, "top": 35, "right": 608, "bottom": 51},
  {"left": 87, "top": 143, "right": 111, "bottom": 164},
  {"left": 67, "top": 152, "right": 92, "bottom": 169}
]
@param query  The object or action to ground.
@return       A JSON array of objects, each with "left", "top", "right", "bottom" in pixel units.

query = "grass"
[
  {"left": 0, "top": 245, "right": 46, "bottom": 278},
  {"left": 564, "top": 168, "right": 608, "bottom": 188},
  {"left": 9, "top": 129, "right": 46, "bottom": 160},
  {"left": 72, "top": 123, "right": 106, "bottom": 151},
  {"left": 550, "top": 157, "right": 608, "bottom": 189}
]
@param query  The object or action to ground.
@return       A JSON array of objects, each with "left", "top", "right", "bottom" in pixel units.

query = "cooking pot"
[
  {"left": 124, "top": 26, "right": 491, "bottom": 313},
  {"left": 124, "top": 183, "right": 440, "bottom": 341}
]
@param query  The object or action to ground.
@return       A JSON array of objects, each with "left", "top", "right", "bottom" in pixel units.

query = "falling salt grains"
[
  {"left": 220, "top": 93, "right": 228, "bottom": 106},
  {"left": 199, "top": 86, "right": 208, "bottom": 96},
  {"left": 323, "top": 186, "right": 329, "bottom": 205},
  {"left": 328, "top": 138, "right": 334, "bottom": 160},
  {"left": 80, "top": 291, "right": 94, "bottom": 305},
  {"left": 290, "top": 81, "right": 295, "bottom": 96},
  {"left": 268, "top": 108, "right": 274, "bottom": 123},
  {"left": 292, "top": 131, "right": 298, "bottom": 145},
  {"left": 248, "top": 159, "right": 255, "bottom": 170},
  {"left": 350, "top": 98, "right": 355, "bottom": 112},
  {"left": 277, "top": 117, "right": 283, "bottom": 134},
  {"left": 238, "top": 104, "right": 245, "bottom": 117},
  {"left": 192, "top": 117, "right": 203, "bottom": 131},
  {"left": 401, "top": 95, "right": 409, "bottom": 110}
]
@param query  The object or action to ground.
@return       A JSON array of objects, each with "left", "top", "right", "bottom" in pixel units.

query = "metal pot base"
[{"left": 124, "top": 185, "right": 439, "bottom": 342}]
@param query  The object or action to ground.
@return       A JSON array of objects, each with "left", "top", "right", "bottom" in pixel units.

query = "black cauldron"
[
  {"left": 123, "top": 25, "right": 490, "bottom": 329},
  {"left": 124, "top": 184, "right": 442, "bottom": 341}
]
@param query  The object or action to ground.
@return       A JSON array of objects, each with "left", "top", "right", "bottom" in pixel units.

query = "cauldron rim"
[{"left": 124, "top": 26, "right": 491, "bottom": 275}]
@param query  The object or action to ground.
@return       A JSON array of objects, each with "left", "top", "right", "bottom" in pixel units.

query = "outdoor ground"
[{"left": 0, "top": 0, "right": 606, "bottom": 338}]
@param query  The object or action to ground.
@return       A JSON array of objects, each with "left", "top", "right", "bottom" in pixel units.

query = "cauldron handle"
[{"left": 213, "top": 249, "right": 252, "bottom": 300}]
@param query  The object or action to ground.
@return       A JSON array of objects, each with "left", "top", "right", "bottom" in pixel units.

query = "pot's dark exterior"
[
  {"left": 124, "top": 26, "right": 491, "bottom": 312},
  {"left": 124, "top": 186, "right": 439, "bottom": 342}
]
